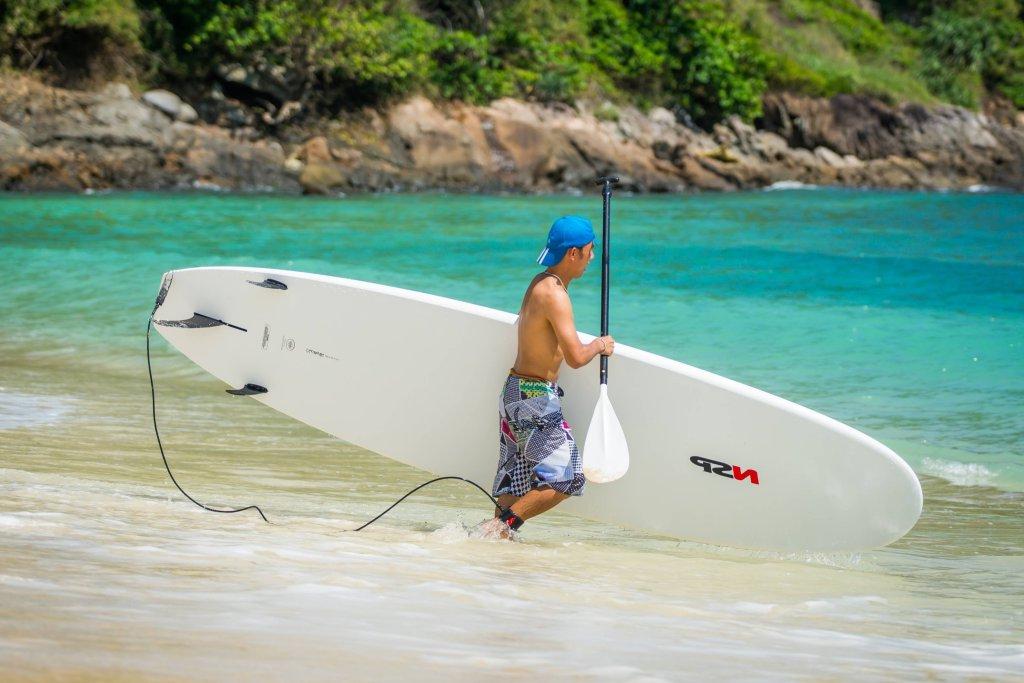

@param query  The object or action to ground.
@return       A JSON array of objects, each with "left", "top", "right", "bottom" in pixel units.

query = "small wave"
[
  {"left": 429, "top": 519, "right": 523, "bottom": 543},
  {"left": 801, "top": 595, "right": 887, "bottom": 612},
  {"left": 764, "top": 180, "right": 820, "bottom": 191},
  {"left": 192, "top": 179, "right": 227, "bottom": 192},
  {"left": 966, "top": 184, "right": 1000, "bottom": 193},
  {"left": 674, "top": 540, "right": 862, "bottom": 567},
  {"left": 921, "top": 457, "right": 994, "bottom": 487},
  {"left": 0, "top": 390, "right": 75, "bottom": 430}
]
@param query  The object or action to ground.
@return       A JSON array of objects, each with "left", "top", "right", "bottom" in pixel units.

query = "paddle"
[{"left": 582, "top": 176, "right": 630, "bottom": 483}]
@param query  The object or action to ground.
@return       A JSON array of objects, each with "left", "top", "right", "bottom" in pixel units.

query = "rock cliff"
[{"left": 1, "top": 74, "right": 1021, "bottom": 193}]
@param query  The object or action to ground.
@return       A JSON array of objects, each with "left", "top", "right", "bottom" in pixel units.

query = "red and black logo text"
[{"left": 689, "top": 456, "right": 760, "bottom": 485}]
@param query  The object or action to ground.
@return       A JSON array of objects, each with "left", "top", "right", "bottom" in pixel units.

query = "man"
[{"left": 485, "top": 215, "right": 615, "bottom": 537}]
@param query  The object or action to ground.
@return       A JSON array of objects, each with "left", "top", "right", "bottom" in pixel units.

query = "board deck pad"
[{"left": 153, "top": 267, "right": 923, "bottom": 552}]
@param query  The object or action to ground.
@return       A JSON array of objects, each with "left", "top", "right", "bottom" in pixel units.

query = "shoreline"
[
  {"left": 2, "top": 73, "right": 1023, "bottom": 195},
  {"left": 9, "top": 181, "right": 1020, "bottom": 197}
]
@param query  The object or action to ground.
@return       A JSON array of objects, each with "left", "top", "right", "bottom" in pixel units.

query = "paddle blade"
[{"left": 583, "top": 385, "right": 630, "bottom": 483}]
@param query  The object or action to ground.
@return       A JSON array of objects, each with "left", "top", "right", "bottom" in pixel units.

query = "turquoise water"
[
  {"left": 3, "top": 190, "right": 1022, "bottom": 489},
  {"left": 1, "top": 190, "right": 1023, "bottom": 680}
]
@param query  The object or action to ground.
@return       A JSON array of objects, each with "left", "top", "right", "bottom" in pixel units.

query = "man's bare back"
[
  {"left": 512, "top": 273, "right": 569, "bottom": 381},
  {"left": 512, "top": 248, "right": 614, "bottom": 382}
]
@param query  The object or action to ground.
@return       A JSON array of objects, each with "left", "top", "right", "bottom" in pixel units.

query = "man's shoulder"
[
  {"left": 529, "top": 277, "right": 569, "bottom": 312},
  {"left": 528, "top": 276, "right": 561, "bottom": 298}
]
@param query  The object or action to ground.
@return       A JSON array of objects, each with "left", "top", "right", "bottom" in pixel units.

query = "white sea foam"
[
  {"left": 0, "top": 391, "right": 75, "bottom": 430},
  {"left": 921, "top": 457, "right": 995, "bottom": 487},
  {"left": 0, "top": 573, "right": 62, "bottom": 590},
  {"left": 966, "top": 184, "right": 1000, "bottom": 193},
  {"left": 0, "top": 514, "right": 24, "bottom": 528},
  {"left": 801, "top": 595, "right": 888, "bottom": 612},
  {"left": 765, "top": 180, "right": 820, "bottom": 191},
  {"left": 192, "top": 179, "right": 226, "bottom": 192},
  {"left": 730, "top": 601, "right": 777, "bottom": 615}
]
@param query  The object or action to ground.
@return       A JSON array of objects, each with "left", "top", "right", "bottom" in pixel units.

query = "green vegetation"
[
  {"left": 915, "top": 2, "right": 1024, "bottom": 108},
  {"left": 2, "top": 0, "right": 1022, "bottom": 122},
  {"left": 1, "top": 0, "right": 141, "bottom": 78}
]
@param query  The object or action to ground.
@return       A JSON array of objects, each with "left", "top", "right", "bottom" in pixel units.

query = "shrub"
[
  {"left": 484, "top": 0, "right": 588, "bottom": 102},
  {"left": 1, "top": 0, "right": 142, "bottom": 81},
  {"left": 624, "top": 0, "right": 768, "bottom": 127},
  {"left": 430, "top": 30, "right": 512, "bottom": 102},
  {"left": 680, "top": 17, "right": 768, "bottom": 125},
  {"left": 915, "top": 2, "right": 1024, "bottom": 108},
  {"left": 581, "top": 0, "right": 663, "bottom": 102},
  {"left": 179, "top": 0, "right": 436, "bottom": 106}
]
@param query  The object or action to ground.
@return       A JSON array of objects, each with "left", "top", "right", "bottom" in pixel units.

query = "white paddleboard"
[{"left": 152, "top": 266, "right": 922, "bottom": 552}]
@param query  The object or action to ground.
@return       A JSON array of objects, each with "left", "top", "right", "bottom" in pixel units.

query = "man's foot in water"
[{"left": 473, "top": 517, "right": 518, "bottom": 541}]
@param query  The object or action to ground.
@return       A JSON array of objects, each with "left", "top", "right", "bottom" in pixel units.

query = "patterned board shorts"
[{"left": 492, "top": 373, "right": 586, "bottom": 498}]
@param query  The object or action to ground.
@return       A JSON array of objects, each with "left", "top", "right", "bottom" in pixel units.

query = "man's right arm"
[{"left": 544, "top": 288, "right": 614, "bottom": 369}]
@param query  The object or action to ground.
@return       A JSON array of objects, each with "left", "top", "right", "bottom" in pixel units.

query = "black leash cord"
[
  {"left": 350, "top": 476, "right": 502, "bottom": 531},
  {"left": 147, "top": 316, "right": 269, "bottom": 522},
  {"left": 147, "top": 316, "right": 499, "bottom": 530}
]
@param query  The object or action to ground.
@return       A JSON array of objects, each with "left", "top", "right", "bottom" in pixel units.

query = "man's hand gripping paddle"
[{"left": 583, "top": 176, "right": 630, "bottom": 483}]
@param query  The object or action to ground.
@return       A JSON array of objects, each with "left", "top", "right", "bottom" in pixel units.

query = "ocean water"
[{"left": 1, "top": 190, "right": 1022, "bottom": 680}]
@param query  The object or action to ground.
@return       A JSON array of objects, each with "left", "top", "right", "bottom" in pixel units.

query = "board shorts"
[{"left": 492, "top": 372, "right": 586, "bottom": 498}]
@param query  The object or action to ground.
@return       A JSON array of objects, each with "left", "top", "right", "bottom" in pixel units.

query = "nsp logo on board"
[{"left": 689, "top": 456, "right": 760, "bottom": 485}]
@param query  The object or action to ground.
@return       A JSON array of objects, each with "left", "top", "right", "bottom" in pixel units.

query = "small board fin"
[{"left": 226, "top": 383, "right": 268, "bottom": 396}]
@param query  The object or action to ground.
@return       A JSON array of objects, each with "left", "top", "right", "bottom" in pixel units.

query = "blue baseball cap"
[{"left": 536, "top": 215, "right": 597, "bottom": 266}]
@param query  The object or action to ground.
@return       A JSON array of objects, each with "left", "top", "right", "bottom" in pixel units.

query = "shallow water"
[{"left": 1, "top": 190, "right": 1022, "bottom": 680}]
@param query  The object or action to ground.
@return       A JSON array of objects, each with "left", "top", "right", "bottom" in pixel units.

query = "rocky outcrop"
[
  {"left": 761, "top": 93, "right": 1024, "bottom": 189},
  {"left": 1, "top": 73, "right": 1022, "bottom": 193},
  {"left": 0, "top": 75, "right": 297, "bottom": 192}
]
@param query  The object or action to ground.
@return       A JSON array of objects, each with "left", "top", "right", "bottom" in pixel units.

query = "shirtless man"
[{"left": 487, "top": 215, "right": 615, "bottom": 536}]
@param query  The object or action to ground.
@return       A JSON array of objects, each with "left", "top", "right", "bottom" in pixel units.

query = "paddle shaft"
[{"left": 598, "top": 176, "right": 619, "bottom": 385}]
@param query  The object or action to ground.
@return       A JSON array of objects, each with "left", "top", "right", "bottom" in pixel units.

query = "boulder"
[
  {"left": 77, "top": 97, "right": 171, "bottom": 148},
  {"left": 142, "top": 89, "right": 184, "bottom": 119},
  {"left": 300, "top": 136, "right": 332, "bottom": 164},
  {"left": 181, "top": 127, "right": 294, "bottom": 190},
  {"left": 177, "top": 103, "right": 198, "bottom": 123},
  {"left": 100, "top": 82, "right": 132, "bottom": 100},
  {"left": 387, "top": 97, "right": 491, "bottom": 186},
  {"left": 299, "top": 162, "right": 346, "bottom": 194},
  {"left": 648, "top": 107, "right": 676, "bottom": 127},
  {"left": 142, "top": 89, "right": 198, "bottom": 123},
  {"left": 0, "top": 120, "right": 28, "bottom": 155},
  {"left": 814, "top": 146, "right": 847, "bottom": 167},
  {"left": 674, "top": 155, "right": 735, "bottom": 191},
  {"left": 749, "top": 130, "right": 790, "bottom": 161}
]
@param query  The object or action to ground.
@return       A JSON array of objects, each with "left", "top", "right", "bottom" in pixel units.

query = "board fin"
[
  {"left": 248, "top": 278, "right": 288, "bottom": 290},
  {"left": 154, "top": 313, "right": 247, "bottom": 332},
  {"left": 226, "top": 383, "right": 268, "bottom": 396}
]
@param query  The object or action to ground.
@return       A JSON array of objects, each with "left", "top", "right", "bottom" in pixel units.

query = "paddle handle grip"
[{"left": 597, "top": 176, "right": 618, "bottom": 385}]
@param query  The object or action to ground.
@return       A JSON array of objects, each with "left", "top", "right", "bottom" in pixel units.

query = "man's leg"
[
  {"left": 494, "top": 493, "right": 519, "bottom": 517},
  {"left": 481, "top": 488, "right": 567, "bottom": 538},
  {"left": 508, "top": 487, "right": 569, "bottom": 521}
]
